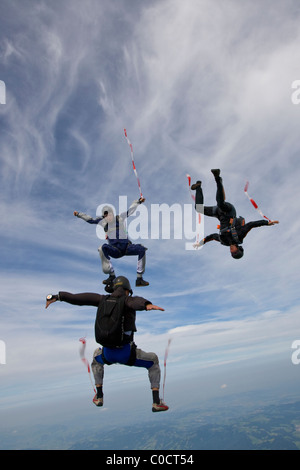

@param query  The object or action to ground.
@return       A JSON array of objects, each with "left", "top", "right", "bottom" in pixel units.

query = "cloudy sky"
[{"left": 1, "top": 0, "right": 300, "bottom": 448}]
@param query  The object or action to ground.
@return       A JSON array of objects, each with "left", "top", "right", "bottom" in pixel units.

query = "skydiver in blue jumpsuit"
[{"left": 74, "top": 197, "right": 149, "bottom": 287}]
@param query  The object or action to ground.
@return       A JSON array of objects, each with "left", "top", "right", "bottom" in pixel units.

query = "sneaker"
[
  {"left": 103, "top": 274, "right": 116, "bottom": 285},
  {"left": 93, "top": 394, "right": 103, "bottom": 407},
  {"left": 152, "top": 400, "right": 169, "bottom": 412},
  {"left": 211, "top": 169, "right": 221, "bottom": 178},
  {"left": 191, "top": 181, "right": 201, "bottom": 190},
  {"left": 136, "top": 277, "right": 149, "bottom": 287}
]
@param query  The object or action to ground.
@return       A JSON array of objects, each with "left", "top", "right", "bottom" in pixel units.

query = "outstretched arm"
[
  {"left": 193, "top": 234, "right": 220, "bottom": 249},
  {"left": 203, "top": 233, "right": 220, "bottom": 244},
  {"left": 120, "top": 197, "right": 145, "bottom": 220},
  {"left": 125, "top": 295, "right": 163, "bottom": 311},
  {"left": 45, "top": 292, "right": 102, "bottom": 309},
  {"left": 242, "top": 219, "right": 278, "bottom": 239},
  {"left": 146, "top": 303, "right": 165, "bottom": 311},
  {"left": 74, "top": 211, "right": 103, "bottom": 225}
]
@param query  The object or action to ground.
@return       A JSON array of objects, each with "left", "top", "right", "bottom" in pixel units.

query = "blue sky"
[{"left": 1, "top": 0, "right": 300, "bottom": 448}]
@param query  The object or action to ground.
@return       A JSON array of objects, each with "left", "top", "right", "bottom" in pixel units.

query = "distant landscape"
[{"left": 2, "top": 391, "right": 300, "bottom": 450}]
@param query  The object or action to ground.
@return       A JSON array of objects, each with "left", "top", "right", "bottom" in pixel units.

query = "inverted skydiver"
[{"left": 191, "top": 169, "right": 279, "bottom": 258}]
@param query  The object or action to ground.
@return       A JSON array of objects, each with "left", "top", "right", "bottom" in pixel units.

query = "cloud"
[{"left": 1, "top": 0, "right": 300, "bottom": 431}]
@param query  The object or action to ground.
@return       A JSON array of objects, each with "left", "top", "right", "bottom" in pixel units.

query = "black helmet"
[
  {"left": 113, "top": 276, "right": 132, "bottom": 294},
  {"left": 231, "top": 246, "right": 244, "bottom": 259}
]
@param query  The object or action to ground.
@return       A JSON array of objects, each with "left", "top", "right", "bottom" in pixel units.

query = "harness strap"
[
  {"left": 230, "top": 226, "right": 240, "bottom": 244},
  {"left": 219, "top": 217, "right": 241, "bottom": 244},
  {"left": 126, "top": 342, "right": 137, "bottom": 366}
]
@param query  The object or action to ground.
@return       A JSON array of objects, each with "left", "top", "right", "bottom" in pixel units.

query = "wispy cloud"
[{"left": 1, "top": 0, "right": 300, "bottom": 432}]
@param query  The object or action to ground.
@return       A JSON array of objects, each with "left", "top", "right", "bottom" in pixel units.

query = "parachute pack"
[{"left": 95, "top": 295, "right": 126, "bottom": 348}]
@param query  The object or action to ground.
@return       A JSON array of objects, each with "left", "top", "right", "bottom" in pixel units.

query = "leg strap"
[{"left": 126, "top": 342, "right": 137, "bottom": 366}]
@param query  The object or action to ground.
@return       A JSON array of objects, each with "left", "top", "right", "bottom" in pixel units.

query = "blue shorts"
[{"left": 95, "top": 343, "right": 154, "bottom": 369}]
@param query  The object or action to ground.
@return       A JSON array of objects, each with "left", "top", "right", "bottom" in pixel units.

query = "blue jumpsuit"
[{"left": 76, "top": 199, "right": 147, "bottom": 277}]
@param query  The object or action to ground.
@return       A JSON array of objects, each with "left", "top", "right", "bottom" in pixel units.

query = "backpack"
[{"left": 95, "top": 295, "right": 126, "bottom": 348}]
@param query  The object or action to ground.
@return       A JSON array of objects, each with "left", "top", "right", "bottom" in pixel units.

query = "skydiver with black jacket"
[
  {"left": 191, "top": 169, "right": 279, "bottom": 259},
  {"left": 45, "top": 276, "right": 168, "bottom": 413}
]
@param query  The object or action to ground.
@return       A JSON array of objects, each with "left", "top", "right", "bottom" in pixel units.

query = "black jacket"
[
  {"left": 58, "top": 287, "right": 151, "bottom": 337},
  {"left": 204, "top": 219, "right": 269, "bottom": 246}
]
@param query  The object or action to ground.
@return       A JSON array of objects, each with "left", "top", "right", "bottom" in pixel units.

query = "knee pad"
[{"left": 147, "top": 352, "right": 159, "bottom": 365}]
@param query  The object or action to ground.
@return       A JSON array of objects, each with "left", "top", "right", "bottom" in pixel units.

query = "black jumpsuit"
[{"left": 195, "top": 176, "right": 269, "bottom": 246}]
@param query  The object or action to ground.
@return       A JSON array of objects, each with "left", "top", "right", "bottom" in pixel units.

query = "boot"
[
  {"left": 152, "top": 400, "right": 169, "bottom": 412},
  {"left": 136, "top": 277, "right": 149, "bottom": 287},
  {"left": 211, "top": 169, "right": 221, "bottom": 179},
  {"left": 102, "top": 274, "right": 116, "bottom": 285},
  {"left": 93, "top": 394, "right": 103, "bottom": 407},
  {"left": 191, "top": 181, "right": 202, "bottom": 190}
]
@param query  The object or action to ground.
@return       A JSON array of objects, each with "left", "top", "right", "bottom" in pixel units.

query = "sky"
[{"left": 1, "top": 0, "right": 300, "bottom": 449}]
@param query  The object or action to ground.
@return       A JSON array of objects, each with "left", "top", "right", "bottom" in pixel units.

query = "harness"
[
  {"left": 104, "top": 215, "right": 129, "bottom": 242},
  {"left": 219, "top": 217, "right": 245, "bottom": 245}
]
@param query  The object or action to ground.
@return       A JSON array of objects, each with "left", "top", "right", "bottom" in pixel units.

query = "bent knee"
[
  {"left": 146, "top": 352, "right": 159, "bottom": 365},
  {"left": 98, "top": 244, "right": 109, "bottom": 254},
  {"left": 148, "top": 352, "right": 158, "bottom": 364},
  {"left": 136, "top": 349, "right": 158, "bottom": 365},
  {"left": 93, "top": 347, "right": 102, "bottom": 359}
]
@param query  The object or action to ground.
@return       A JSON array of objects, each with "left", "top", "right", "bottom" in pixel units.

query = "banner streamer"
[
  {"left": 163, "top": 338, "right": 172, "bottom": 401},
  {"left": 124, "top": 129, "right": 143, "bottom": 198},
  {"left": 79, "top": 337, "right": 96, "bottom": 393},
  {"left": 244, "top": 181, "right": 271, "bottom": 222}
]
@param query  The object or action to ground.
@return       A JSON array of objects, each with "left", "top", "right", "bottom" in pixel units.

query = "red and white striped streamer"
[
  {"left": 244, "top": 181, "right": 271, "bottom": 222},
  {"left": 163, "top": 338, "right": 172, "bottom": 401},
  {"left": 79, "top": 337, "right": 96, "bottom": 393},
  {"left": 124, "top": 129, "right": 143, "bottom": 198}
]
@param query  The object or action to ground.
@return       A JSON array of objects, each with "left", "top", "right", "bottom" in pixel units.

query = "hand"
[
  {"left": 74, "top": 211, "right": 79, "bottom": 216},
  {"left": 193, "top": 238, "right": 205, "bottom": 249},
  {"left": 146, "top": 304, "right": 165, "bottom": 311},
  {"left": 193, "top": 242, "right": 203, "bottom": 249},
  {"left": 45, "top": 298, "right": 57, "bottom": 309},
  {"left": 268, "top": 220, "right": 279, "bottom": 225},
  {"left": 139, "top": 197, "right": 145, "bottom": 204}
]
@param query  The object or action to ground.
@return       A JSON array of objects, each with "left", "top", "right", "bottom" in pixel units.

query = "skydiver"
[
  {"left": 45, "top": 276, "right": 169, "bottom": 413},
  {"left": 74, "top": 197, "right": 149, "bottom": 288},
  {"left": 191, "top": 169, "right": 279, "bottom": 258}
]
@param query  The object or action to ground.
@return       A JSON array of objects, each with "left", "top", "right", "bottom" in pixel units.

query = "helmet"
[
  {"left": 113, "top": 276, "right": 132, "bottom": 294},
  {"left": 231, "top": 246, "right": 244, "bottom": 259},
  {"left": 102, "top": 205, "right": 114, "bottom": 217}
]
